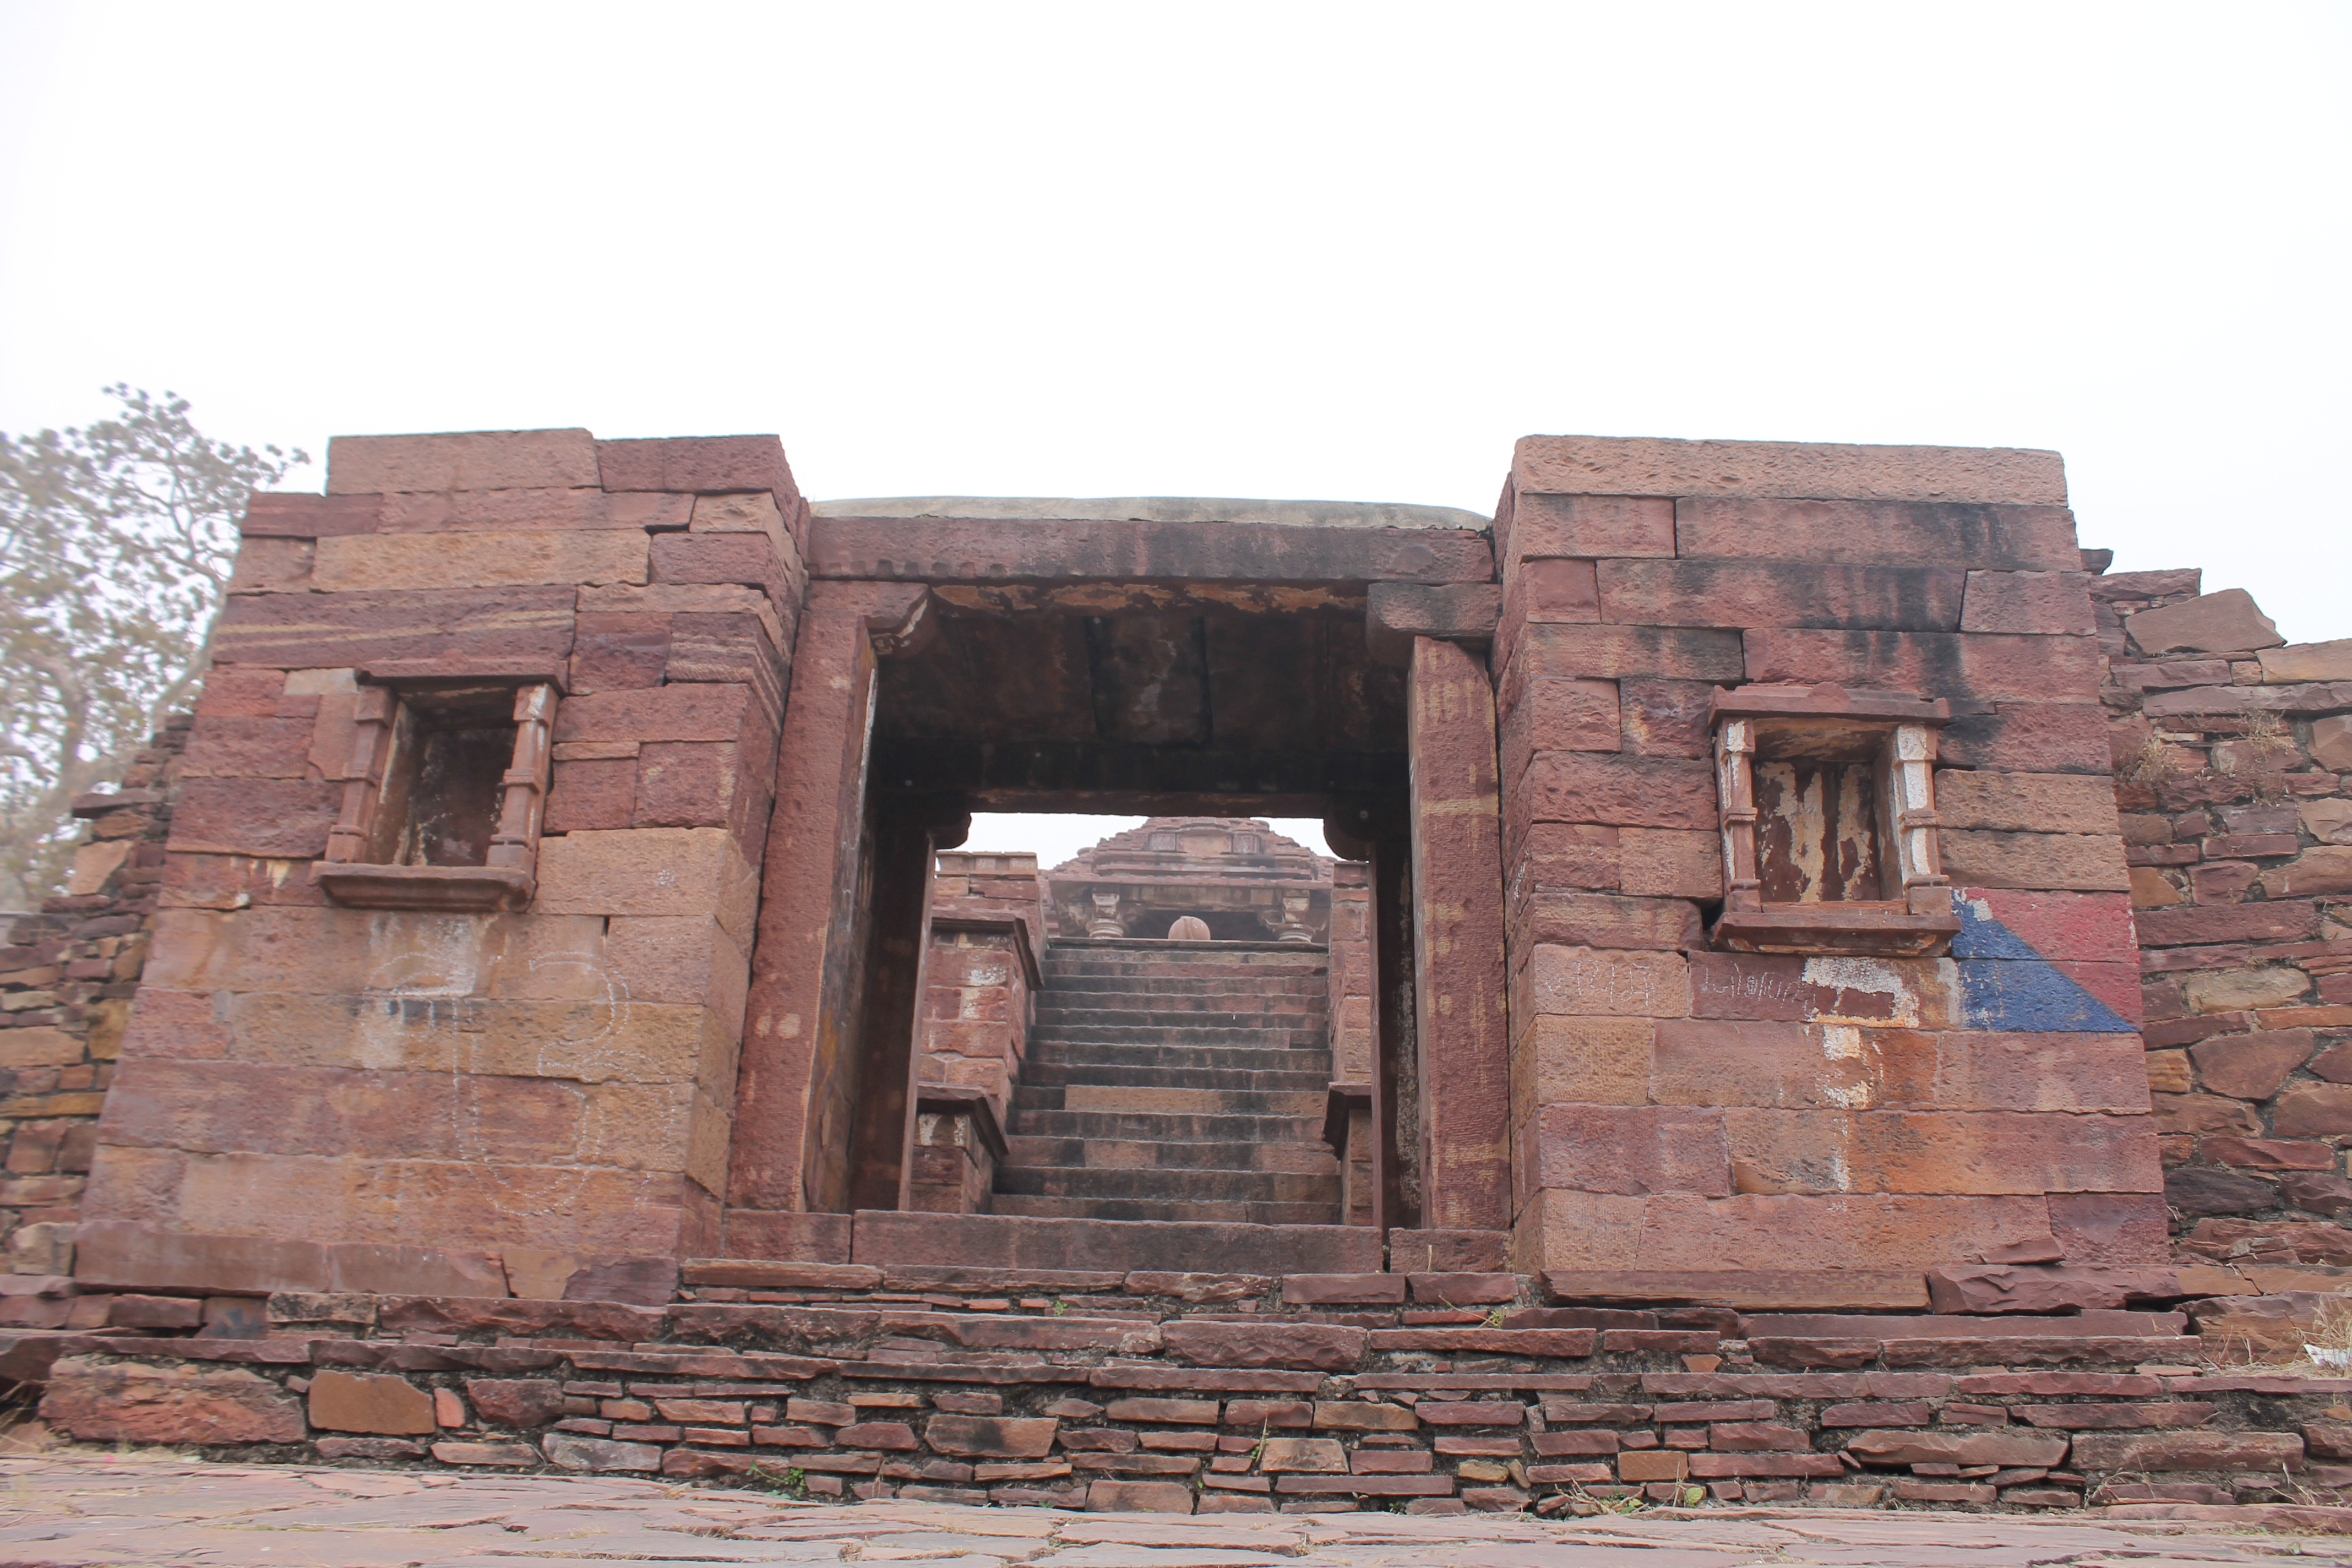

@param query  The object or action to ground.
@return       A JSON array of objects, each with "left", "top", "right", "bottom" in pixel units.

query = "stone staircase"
[{"left": 991, "top": 940, "right": 1343, "bottom": 1226}]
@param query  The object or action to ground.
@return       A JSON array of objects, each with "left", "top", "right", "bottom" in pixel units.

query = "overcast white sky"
[{"left": 2, "top": 7, "right": 2345, "bottom": 733}]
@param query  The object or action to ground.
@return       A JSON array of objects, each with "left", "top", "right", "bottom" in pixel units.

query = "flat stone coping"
[
  {"left": 1051, "top": 937, "right": 1329, "bottom": 953},
  {"left": 812, "top": 496, "right": 1494, "bottom": 531},
  {"left": 2, "top": 1453, "right": 2348, "bottom": 1561}
]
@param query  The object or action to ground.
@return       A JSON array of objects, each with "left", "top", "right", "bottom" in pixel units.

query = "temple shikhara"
[{"left": 5, "top": 428, "right": 2351, "bottom": 1515}]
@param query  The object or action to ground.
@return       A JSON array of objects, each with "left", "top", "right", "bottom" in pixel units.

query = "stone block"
[
  {"left": 328, "top": 429, "right": 598, "bottom": 493},
  {"left": 1523, "top": 946, "right": 1691, "bottom": 1020},
  {"left": 2257, "top": 638, "right": 2352, "bottom": 683},
  {"left": 1386, "top": 1229, "right": 1511, "bottom": 1272},
  {"left": 464, "top": 1378, "right": 565, "bottom": 1428},
  {"left": 2163, "top": 1166, "right": 2277, "bottom": 1216},
  {"left": 1515, "top": 623, "right": 1745, "bottom": 683},
  {"left": 1515, "top": 437, "right": 2067, "bottom": 507},
  {"left": 0, "top": 1027, "right": 88, "bottom": 1069},
  {"left": 1518, "top": 753, "right": 1716, "bottom": 831},
  {"left": 1161, "top": 1320, "right": 1366, "bottom": 1371},
  {"left": 1619, "top": 679, "right": 1717, "bottom": 758},
  {"left": 1744, "top": 629, "right": 2100, "bottom": 703},
  {"left": 1936, "top": 704, "right": 2113, "bottom": 774},
  {"left": 433, "top": 1441, "right": 539, "bottom": 1466},
  {"left": 1925, "top": 1032, "right": 2151, "bottom": 1113},
  {"left": 226, "top": 536, "right": 315, "bottom": 592},
  {"left": 1940, "top": 831, "right": 2130, "bottom": 892},
  {"left": 1687, "top": 950, "right": 1952, "bottom": 1027},
  {"left": 2137, "top": 900, "right": 2320, "bottom": 946},
  {"left": 1936, "top": 772, "right": 2121, "bottom": 835},
  {"left": 1722, "top": 1108, "right": 2158, "bottom": 1196},
  {"left": 1648, "top": 1019, "right": 1928, "bottom": 1111},
  {"left": 545, "top": 1433, "right": 662, "bottom": 1471},
  {"left": 39, "top": 1356, "right": 305, "bottom": 1444},
  {"left": 2068, "top": 1431, "right": 2302, "bottom": 1471},
  {"left": 1620, "top": 829, "right": 1722, "bottom": 899},
  {"left": 2278, "top": 1171, "right": 2352, "bottom": 1214},
  {"left": 2275, "top": 1085, "right": 2352, "bottom": 1137},
  {"left": 568, "top": 613, "right": 672, "bottom": 692},
  {"left": 545, "top": 757, "right": 637, "bottom": 832},
  {"left": 1618, "top": 1449, "right": 1692, "bottom": 1482},
  {"left": 2266, "top": 848, "right": 2352, "bottom": 899},
  {"left": 2125, "top": 589, "right": 2284, "bottom": 655},
  {"left": 1516, "top": 891, "right": 1705, "bottom": 952},
  {"left": 74, "top": 1219, "right": 330, "bottom": 1294},
  {"left": 537, "top": 827, "right": 754, "bottom": 935},
  {"left": 2311, "top": 715, "right": 2352, "bottom": 772},
  {"left": 554, "top": 682, "right": 762, "bottom": 749},
  {"left": 1844, "top": 1427, "right": 2068, "bottom": 1467},
  {"left": 1511, "top": 493, "right": 1675, "bottom": 559},
  {"left": 1598, "top": 559, "right": 1966, "bottom": 631},
  {"left": 166, "top": 778, "right": 341, "bottom": 859},
  {"left": 313, "top": 529, "right": 645, "bottom": 592},
  {"left": 1514, "top": 1015, "right": 1653, "bottom": 1108},
  {"left": 308, "top": 1370, "right": 434, "bottom": 1435},
  {"left": 650, "top": 531, "right": 790, "bottom": 597},
  {"left": 1086, "top": 1479, "right": 1195, "bottom": 1512},
  {"left": 376, "top": 486, "right": 689, "bottom": 535},
  {"left": 1511, "top": 677, "right": 1620, "bottom": 752},
  {"left": 2190, "top": 1030, "right": 2313, "bottom": 1100},
  {"left": 1924, "top": 1264, "right": 2179, "bottom": 1314},
  {"left": 1532, "top": 1189, "right": 2086, "bottom": 1275},
  {"left": 213, "top": 587, "right": 576, "bottom": 669},
  {"left": 1959, "top": 571, "right": 2097, "bottom": 635},
  {"left": 596, "top": 434, "right": 798, "bottom": 503},
  {"left": 924, "top": 1414, "right": 1059, "bottom": 1457},
  {"left": 241, "top": 492, "right": 383, "bottom": 537},
  {"left": 1313, "top": 1401, "right": 1419, "bottom": 1431},
  {"left": 1262, "top": 1437, "right": 1347, "bottom": 1472},
  {"left": 1532, "top": 1104, "right": 1730, "bottom": 1196}
]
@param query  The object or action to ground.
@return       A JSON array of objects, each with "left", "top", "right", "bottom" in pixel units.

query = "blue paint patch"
[
  {"left": 1956, "top": 959, "right": 2134, "bottom": 1033},
  {"left": 1948, "top": 893, "right": 2043, "bottom": 961},
  {"left": 1945, "top": 895, "right": 2133, "bottom": 1032}
]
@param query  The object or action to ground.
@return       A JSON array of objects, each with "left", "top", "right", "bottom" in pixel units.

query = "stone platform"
[
  {"left": 9, "top": 1264, "right": 2352, "bottom": 1517},
  {"left": 4, "top": 1453, "right": 2352, "bottom": 1565}
]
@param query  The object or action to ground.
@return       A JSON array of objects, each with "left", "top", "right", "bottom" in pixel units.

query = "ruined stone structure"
[{"left": 6, "top": 427, "right": 2352, "bottom": 1517}]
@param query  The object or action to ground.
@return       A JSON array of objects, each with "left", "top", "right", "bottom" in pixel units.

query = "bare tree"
[{"left": 0, "top": 386, "right": 304, "bottom": 911}]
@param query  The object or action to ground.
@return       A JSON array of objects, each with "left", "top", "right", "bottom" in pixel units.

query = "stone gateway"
[{"left": 6, "top": 427, "right": 2351, "bottom": 1517}]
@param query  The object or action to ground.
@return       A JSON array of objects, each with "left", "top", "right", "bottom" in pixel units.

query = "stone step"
[
  {"left": 994, "top": 1163, "right": 1340, "bottom": 1204},
  {"left": 1038, "top": 974, "right": 1328, "bottom": 995},
  {"left": 1026, "top": 1041, "right": 1332, "bottom": 1073},
  {"left": 1030, "top": 1011, "right": 1326, "bottom": 1034},
  {"left": 1003, "top": 1134, "right": 1342, "bottom": 1174},
  {"left": 1028, "top": 1023, "right": 1325, "bottom": 1048},
  {"left": 850, "top": 1210, "right": 1378, "bottom": 1273},
  {"left": 1015, "top": 1060, "right": 1332, "bottom": 1093},
  {"left": 1010, "top": 1085, "right": 1327, "bottom": 1118},
  {"left": 1042, "top": 957, "right": 1327, "bottom": 977},
  {"left": 1739, "top": 1310, "right": 2191, "bottom": 1338},
  {"left": 1008, "top": 1108, "right": 1331, "bottom": 1142},
  {"left": 989, "top": 1194, "right": 1343, "bottom": 1226}
]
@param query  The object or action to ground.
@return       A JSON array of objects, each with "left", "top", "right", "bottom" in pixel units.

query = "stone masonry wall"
[
  {"left": 75, "top": 429, "right": 805, "bottom": 1292},
  {"left": 15, "top": 1264, "right": 2350, "bottom": 1518},
  {"left": 2094, "top": 572, "right": 2352, "bottom": 1285},
  {"left": 0, "top": 722, "right": 186, "bottom": 1322},
  {"left": 1493, "top": 438, "right": 2161, "bottom": 1282}
]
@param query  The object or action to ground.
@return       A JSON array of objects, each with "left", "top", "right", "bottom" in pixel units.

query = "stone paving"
[{"left": 4, "top": 1456, "right": 2352, "bottom": 1568}]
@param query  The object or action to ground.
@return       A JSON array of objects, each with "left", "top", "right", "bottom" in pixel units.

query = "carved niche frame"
[
  {"left": 311, "top": 659, "right": 562, "bottom": 913},
  {"left": 1709, "top": 682, "right": 1961, "bottom": 958}
]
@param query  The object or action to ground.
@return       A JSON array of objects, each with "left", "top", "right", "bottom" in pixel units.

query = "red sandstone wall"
[
  {"left": 919, "top": 851, "right": 1047, "bottom": 1123},
  {"left": 0, "top": 723, "right": 184, "bottom": 1314},
  {"left": 1495, "top": 437, "right": 2161, "bottom": 1281},
  {"left": 74, "top": 429, "right": 804, "bottom": 1296},
  {"left": 2092, "top": 571, "right": 2352, "bottom": 1271}
]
